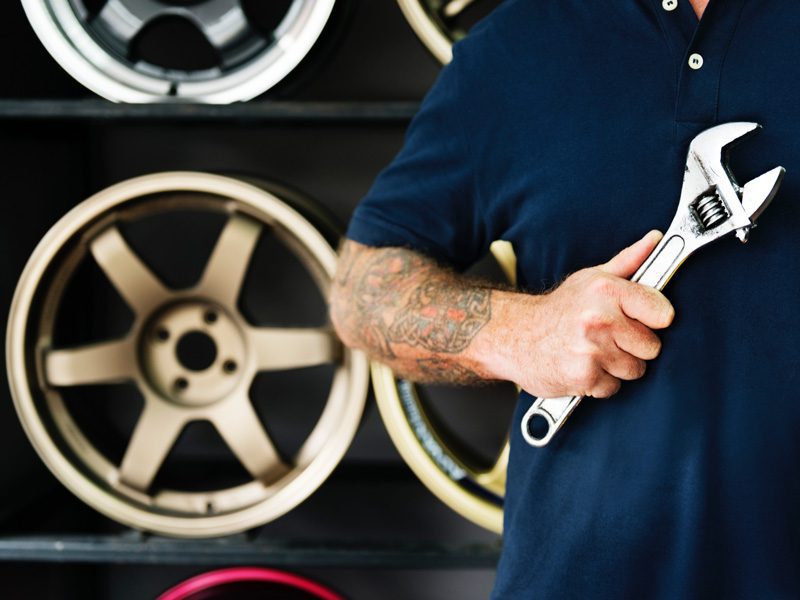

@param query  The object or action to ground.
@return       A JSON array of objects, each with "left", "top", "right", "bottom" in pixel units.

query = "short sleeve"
[{"left": 346, "top": 42, "right": 488, "bottom": 272}]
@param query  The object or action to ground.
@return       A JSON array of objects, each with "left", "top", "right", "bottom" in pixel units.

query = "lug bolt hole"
[
  {"left": 156, "top": 328, "right": 170, "bottom": 342},
  {"left": 174, "top": 377, "right": 189, "bottom": 391},
  {"left": 204, "top": 310, "right": 218, "bottom": 324},
  {"left": 223, "top": 360, "right": 237, "bottom": 374}
]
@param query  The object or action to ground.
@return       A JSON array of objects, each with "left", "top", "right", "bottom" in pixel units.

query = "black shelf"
[
  {"left": 0, "top": 100, "right": 419, "bottom": 122},
  {"left": 0, "top": 535, "right": 501, "bottom": 569}
]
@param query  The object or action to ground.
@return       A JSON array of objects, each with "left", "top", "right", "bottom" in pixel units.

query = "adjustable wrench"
[{"left": 521, "top": 122, "right": 785, "bottom": 447}]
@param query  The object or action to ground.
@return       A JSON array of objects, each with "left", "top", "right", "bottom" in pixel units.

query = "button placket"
[{"left": 673, "top": 0, "right": 746, "bottom": 126}]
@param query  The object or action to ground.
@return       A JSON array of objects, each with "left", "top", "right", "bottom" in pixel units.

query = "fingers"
[
  {"left": 616, "top": 281, "right": 675, "bottom": 330},
  {"left": 613, "top": 318, "right": 662, "bottom": 360},
  {"left": 587, "top": 372, "right": 622, "bottom": 399},
  {"left": 600, "top": 347, "right": 646, "bottom": 382},
  {"left": 582, "top": 347, "right": 644, "bottom": 399},
  {"left": 595, "top": 230, "right": 675, "bottom": 329},
  {"left": 599, "top": 230, "right": 663, "bottom": 279},
  {"left": 569, "top": 342, "right": 644, "bottom": 399}
]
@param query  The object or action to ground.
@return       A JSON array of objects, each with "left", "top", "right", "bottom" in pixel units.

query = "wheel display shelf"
[
  {"left": 0, "top": 534, "right": 501, "bottom": 569},
  {"left": 0, "top": 99, "right": 418, "bottom": 122}
]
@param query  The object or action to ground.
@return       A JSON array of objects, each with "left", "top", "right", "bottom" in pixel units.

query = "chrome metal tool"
[{"left": 521, "top": 122, "right": 785, "bottom": 447}]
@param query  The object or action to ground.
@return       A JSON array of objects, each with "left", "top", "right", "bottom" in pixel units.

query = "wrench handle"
[
  {"left": 631, "top": 233, "right": 688, "bottom": 290},
  {"left": 521, "top": 233, "right": 692, "bottom": 447}
]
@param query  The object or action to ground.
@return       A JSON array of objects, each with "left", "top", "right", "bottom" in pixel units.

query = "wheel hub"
[{"left": 142, "top": 301, "right": 247, "bottom": 407}]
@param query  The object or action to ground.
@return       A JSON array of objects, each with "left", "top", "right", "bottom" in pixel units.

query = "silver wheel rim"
[
  {"left": 21, "top": 0, "right": 336, "bottom": 102},
  {"left": 6, "top": 172, "right": 369, "bottom": 537}
]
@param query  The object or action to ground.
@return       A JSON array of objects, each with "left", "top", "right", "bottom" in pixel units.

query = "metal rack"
[
  {"left": 0, "top": 100, "right": 418, "bottom": 123},
  {"left": 0, "top": 535, "right": 500, "bottom": 569},
  {"left": 0, "top": 461, "right": 501, "bottom": 570}
]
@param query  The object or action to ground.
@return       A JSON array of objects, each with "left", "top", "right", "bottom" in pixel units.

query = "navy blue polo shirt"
[{"left": 347, "top": 1, "right": 800, "bottom": 597}]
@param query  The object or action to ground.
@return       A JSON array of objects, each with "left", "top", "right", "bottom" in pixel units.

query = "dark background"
[{"left": 0, "top": 1, "right": 512, "bottom": 598}]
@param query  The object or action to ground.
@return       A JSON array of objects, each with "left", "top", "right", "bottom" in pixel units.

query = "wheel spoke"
[
  {"left": 474, "top": 442, "right": 508, "bottom": 496},
  {"left": 94, "top": 0, "right": 165, "bottom": 47},
  {"left": 94, "top": 0, "right": 258, "bottom": 65},
  {"left": 90, "top": 226, "right": 171, "bottom": 317},
  {"left": 250, "top": 327, "right": 341, "bottom": 372},
  {"left": 212, "top": 397, "right": 289, "bottom": 482},
  {"left": 45, "top": 337, "right": 137, "bottom": 387},
  {"left": 196, "top": 213, "right": 262, "bottom": 307},
  {"left": 442, "top": 0, "right": 477, "bottom": 18},
  {"left": 191, "top": 0, "right": 253, "bottom": 53},
  {"left": 119, "top": 400, "right": 186, "bottom": 491}
]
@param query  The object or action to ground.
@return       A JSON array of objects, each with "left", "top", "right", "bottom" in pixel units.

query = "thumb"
[{"left": 599, "top": 230, "right": 663, "bottom": 278}]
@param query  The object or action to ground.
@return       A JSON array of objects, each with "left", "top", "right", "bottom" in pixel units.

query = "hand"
[{"left": 493, "top": 231, "right": 675, "bottom": 399}]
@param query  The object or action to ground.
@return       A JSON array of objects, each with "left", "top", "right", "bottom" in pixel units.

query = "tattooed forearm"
[{"left": 330, "top": 240, "right": 499, "bottom": 385}]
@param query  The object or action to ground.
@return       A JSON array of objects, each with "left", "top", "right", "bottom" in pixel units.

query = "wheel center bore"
[
  {"left": 141, "top": 302, "right": 247, "bottom": 407},
  {"left": 176, "top": 331, "right": 217, "bottom": 371}
]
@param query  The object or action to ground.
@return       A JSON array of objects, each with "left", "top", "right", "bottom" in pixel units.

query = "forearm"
[
  {"left": 331, "top": 231, "right": 674, "bottom": 397},
  {"left": 330, "top": 240, "right": 519, "bottom": 385}
]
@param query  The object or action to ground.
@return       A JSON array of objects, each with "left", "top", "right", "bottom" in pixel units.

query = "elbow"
[
  {"left": 328, "top": 266, "right": 360, "bottom": 351},
  {"left": 328, "top": 285, "right": 348, "bottom": 345}
]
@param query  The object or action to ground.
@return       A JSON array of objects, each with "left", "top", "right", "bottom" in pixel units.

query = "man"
[{"left": 331, "top": 0, "right": 799, "bottom": 597}]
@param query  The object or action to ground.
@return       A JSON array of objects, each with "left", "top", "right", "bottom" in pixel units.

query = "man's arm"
[{"left": 330, "top": 233, "right": 675, "bottom": 399}]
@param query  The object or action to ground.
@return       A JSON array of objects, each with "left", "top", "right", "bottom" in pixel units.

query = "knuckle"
[
  {"left": 662, "top": 302, "right": 676, "bottom": 326},
  {"left": 629, "top": 359, "right": 646, "bottom": 379},
  {"left": 579, "top": 309, "right": 613, "bottom": 334},
  {"left": 647, "top": 336, "right": 662, "bottom": 359},
  {"left": 588, "top": 274, "right": 614, "bottom": 296},
  {"left": 570, "top": 358, "right": 599, "bottom": 389},
  {"left": 593, "top": 378, "right": 621, "bottom": 398},
  {"left": 583, "top": 365, "right": 603, "bottom": 389},
  {"left": 650, "top": 293, "right": 675, "bottom": 327}
]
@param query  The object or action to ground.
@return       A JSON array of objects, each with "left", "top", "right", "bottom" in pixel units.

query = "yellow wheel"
[
  {"left": 397, "top": 0, "right": 503, "bottom": 64},
  {"left": 373, "top": 241, "right": 516, "bottom": 533}
]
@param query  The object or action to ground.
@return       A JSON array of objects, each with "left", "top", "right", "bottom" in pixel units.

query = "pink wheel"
[{"left": 158, "top": 567, "right": 345, "bottom": 600}]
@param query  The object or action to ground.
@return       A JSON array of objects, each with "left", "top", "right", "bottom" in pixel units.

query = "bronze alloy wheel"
[
  {"left": 396, "top": 0, "right": 502, "bottom": 64},
  {"left": 6, "top": 172, "right": 369, "bottom": 538},
  {"left": 372, "top": 241, "right": 515, "bottom": 533}
]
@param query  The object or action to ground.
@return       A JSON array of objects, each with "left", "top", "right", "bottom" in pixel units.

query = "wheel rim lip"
[
  {"left": 21, "top": 0, "right": 337, "bottom": 102},
  {"left": 396, "top": 0, "right": 455, "bottom": 64},
  {"left": 371, "top": 363, "right": 503, "bottom": 534},
  {"left": 6, "top": 172, "right": 369, "bottom": 537},
  {"left": 157, "top": 567, "right": 345, "bottom": 600}
]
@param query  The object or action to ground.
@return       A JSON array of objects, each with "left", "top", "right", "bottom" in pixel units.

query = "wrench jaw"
[
  {"left": 679, "top": 122, "right": 784, "bottom": 246},
  {"left": 689, "top": 122, "right": 761, "bottom": 169},
  {"left": 735, "top": 166, "right": 786, "bottom": 241}
]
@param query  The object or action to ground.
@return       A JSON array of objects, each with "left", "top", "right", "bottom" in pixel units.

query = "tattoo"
[
  {"left": 332, "top": 242, "right": 496, "bottom": 385},
  {"left": 352, "top": 248, "right": 435, "bottom": 360},
  {"left": 415, "top": 358, "right": 485, "bottom": 385},
  {"left": 389, "top": 282, "right": 491, "bottom": 353}
]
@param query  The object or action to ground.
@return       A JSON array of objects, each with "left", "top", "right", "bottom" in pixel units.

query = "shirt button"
[
  {"left": 688, "top": 53, "right": 704, "bottom": 69},
  {"left": 662, "top": 0, "right": 678, "bottom": 11}
]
